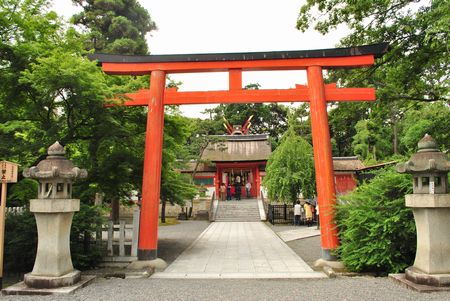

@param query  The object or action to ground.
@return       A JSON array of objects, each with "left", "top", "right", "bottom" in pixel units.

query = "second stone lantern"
[
  {"left": 23, "top": 142, "right": 88, "bottom": 289},
  {"left": 396, "top": 134, "right": 450, "bottom": 289}
]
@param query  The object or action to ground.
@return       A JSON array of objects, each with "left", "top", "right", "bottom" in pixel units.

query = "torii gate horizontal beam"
[
  {"left": 89, "top": 43, "right": 388, "bottom": 75},
  {"left": 99, "top": 56, "right": 375, "bottom": 74},
  {"left": 115, "top": 85, "right": 375, "bottom": 106}
]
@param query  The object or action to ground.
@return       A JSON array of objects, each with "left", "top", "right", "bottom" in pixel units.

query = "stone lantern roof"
[
  {"left": 396, "top": 134, "right": 449, "bottom": 174},
  {"left": 23, "top": 141, "right": 87, "bottom": 180}
]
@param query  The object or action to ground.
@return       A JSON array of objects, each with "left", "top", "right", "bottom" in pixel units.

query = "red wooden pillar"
[
  {"left": 307, "top": 66, "right": 340, "bottom": 260},
  {"left": 138, "top": 70, "right": 166, "bottom": 260},
  {"left": 255, "top": 167, "right": 260, "bottom": 198},
  {"left": 215, "top": 167, "right": 220, "bottom": 198}
]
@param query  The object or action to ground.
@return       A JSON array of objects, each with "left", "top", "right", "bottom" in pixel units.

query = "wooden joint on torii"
[{"left": 89, "top": 43, "right": 389, "bottom": 261}]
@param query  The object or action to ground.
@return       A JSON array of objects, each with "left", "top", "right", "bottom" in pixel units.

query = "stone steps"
[{"left": 215, "top": 200, "right": 261, "bottom": 222}]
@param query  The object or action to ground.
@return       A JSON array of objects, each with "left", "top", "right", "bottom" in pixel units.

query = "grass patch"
[{"left": 159, "top": 217, "right": 180, "bottom": 226}]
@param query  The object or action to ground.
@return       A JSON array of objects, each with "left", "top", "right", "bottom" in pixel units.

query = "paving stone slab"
[{"left": 156, "top": 221, "right": 326, "bottom": 279}]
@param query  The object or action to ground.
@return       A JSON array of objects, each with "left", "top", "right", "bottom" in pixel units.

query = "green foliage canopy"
[
  {"left": 263, "top": 124, "right": 315, "bottom": 203},
  {"left": 336, "top": 168, "right": 415, "bottom": 274},
  {"left": 298, "top": 0, "right": 449, "bottom": 161},
  {"left": 71, "top": 0, "right": 156, "bottom": 54}
]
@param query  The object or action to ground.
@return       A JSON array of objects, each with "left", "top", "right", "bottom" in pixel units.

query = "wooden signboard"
[{"left": 0, "top": 161, "right": 19, "bottom": 184}]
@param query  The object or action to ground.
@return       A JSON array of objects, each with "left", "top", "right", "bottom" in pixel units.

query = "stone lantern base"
[
  {"left": 27, "top": 198, "right": 80, "bottom": 289},
  {"left": 24, "top": 270, "right": 81, "bottom": 289},
  {"left": 405, "top": 267, "right": 450, "bottom": 287},
  {"left": 406, "top": 194, "right": 450, "bottom": 276},
  {"left": 2, "top": 275, "right": 95, "bottom": 296},
  {"left": 389, "top": 193, "right": 450, "bottom": 292}
]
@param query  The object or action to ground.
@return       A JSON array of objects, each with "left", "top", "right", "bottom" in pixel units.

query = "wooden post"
[
  {"left": 307, "top": 66, "right": 340, "bottom": 260},
  {"left": 107, "top": 221, "right": 113, "bottom": 256},
  {"left": 138, "top": 70, "right": 166, "bottom": 260},
  {"left": 0, "top": 161, "right": 18, "bottom": 289},
  {"left": 119, "top": 221, "right": 125, "bottom": 257},
  {"left": 131, "top": 208, "right": 140, "bottom": 257},
  {"left": 0, "top": 182, "right": 7, "bottom": 288}
]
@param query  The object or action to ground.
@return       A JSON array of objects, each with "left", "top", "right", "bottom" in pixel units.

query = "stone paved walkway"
[
  {"left": 276, "top": 226, "right": 321, "bottom": 242},
  {"left": 152, "top": 221, "right": 326, "bottom": 279}
]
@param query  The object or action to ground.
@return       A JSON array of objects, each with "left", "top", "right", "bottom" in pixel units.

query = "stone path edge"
[{"left": 151, "top": 272, "right": 327, "bottom": 279}]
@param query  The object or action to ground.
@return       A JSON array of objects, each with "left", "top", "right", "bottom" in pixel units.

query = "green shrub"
[
  {"left": 70, "top": 203, "right": 106, "bottom": 270},
  {"left": 4, "top": 204, "right": 105, "bottom": 273},
  {"left": 7, "top": 179, "right": 38, "bottom": 207},
  {"left": 336, "top": 168, "right": 415, "bottom": 274},
  {"left": 4, "top": 209, "right": 37, "bottom": 273}
]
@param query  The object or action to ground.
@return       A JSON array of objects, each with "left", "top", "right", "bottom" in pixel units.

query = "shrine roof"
[
  {"left": 202, "top": 134, "right": 271, "bottom": 162},
  {"left": 333, "top": 157, "right": 365, "bottom": 171},
  {"left": 88, "top": 43, "right": 388, "bottom": 64},
  {"left": 178, "top": 161, "right": 216, "bottom": 173}
]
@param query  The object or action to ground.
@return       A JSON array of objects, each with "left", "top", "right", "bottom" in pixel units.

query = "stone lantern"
[
  {"left": 22, "top": 142, "right": 87, "bottom": 289},
  {"left": 396, "top": 134, "right": 450, "bottom": 288}
]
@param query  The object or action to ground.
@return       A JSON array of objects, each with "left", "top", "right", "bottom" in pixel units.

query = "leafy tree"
[
  {"left": 0, "top": 0, "right": 63, "bottom": 165},
  {"left": 297, "top": 0, "right": 448, "bottom": 103},
  {"left": 328, "top": 102, "right": 369, "bottom": 156},
  {"left": 7, "top": 178, "right": 38, "bottom": 207},
  {"left": 290, "top": 103, "right": 312, "bottom": 144},
  {"left": 71, "top": 0, "right": 156, "bottom": 54},
  {"left": 336, "top": 168, "right": 415, "bottom": 274},
  {"left": 297, "top": 0, "right": 449, "bottom": 161},
  {"left": 263, "top": 120, "right": 315, "bottom": 203},
  {"left": 68, "top": 0, "right": 156, "bottom": 220},
  {"left": 159, "top": 111, "right": 198, "bottom": 223},
  {"left": 400, "top": 101, "right": 449, "bottom": 153},
  {"left": 0, "top": 0, "right": 139, "bottom": 268},
  {"left": 183, "top": 118, "right": 227, "bottom": 184},
  {"left": 352, "top": 119, "right": 391, "bottom": 163}
]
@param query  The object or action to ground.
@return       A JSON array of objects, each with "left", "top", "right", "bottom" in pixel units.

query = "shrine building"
[{"left": 181, "top": 119, "right": 364, "bottom": 199}]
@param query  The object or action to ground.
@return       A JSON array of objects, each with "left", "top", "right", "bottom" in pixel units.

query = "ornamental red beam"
[{"left": 112, "top": 85, "right": 375, "bottom": 107}]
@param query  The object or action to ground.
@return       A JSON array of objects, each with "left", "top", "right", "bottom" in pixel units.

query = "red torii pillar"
[
  {"left": 307, "top": 66, "right": 339, "bottom": 256},
  {"left": 139, "top": 70, "right": 165, "bottom": 260},
  {"left": 90, "top": 43, "right": 388, "bottom": 261}
]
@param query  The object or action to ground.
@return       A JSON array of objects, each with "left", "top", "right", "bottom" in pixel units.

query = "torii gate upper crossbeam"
[{"left": 89, "top": 43, "right": 388, "bottom": 262}]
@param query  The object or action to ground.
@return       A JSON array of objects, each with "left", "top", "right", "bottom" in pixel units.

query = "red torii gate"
[{"left": 90, "top": 43, "right": 388, "bottom": 261}]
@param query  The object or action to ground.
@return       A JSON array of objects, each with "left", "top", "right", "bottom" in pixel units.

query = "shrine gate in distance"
[{"left": 89, "top": 43, "right": 388, "bottom": 261}]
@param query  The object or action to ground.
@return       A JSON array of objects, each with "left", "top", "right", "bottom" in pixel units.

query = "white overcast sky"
[{"left": 52, "top": 0, "right": 347, "bottom": 118}]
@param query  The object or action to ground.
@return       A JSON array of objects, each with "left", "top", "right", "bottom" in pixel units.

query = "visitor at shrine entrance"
[{"left": 223, "top": 171, "right": 255, "bottom": 200}]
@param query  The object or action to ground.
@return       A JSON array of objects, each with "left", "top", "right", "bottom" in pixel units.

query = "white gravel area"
[{"left": 2, "top": 277, "right": 450, "bottom": 301}]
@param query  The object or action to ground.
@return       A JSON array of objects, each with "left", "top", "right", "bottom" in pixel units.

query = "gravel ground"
[
  {"left": 2, "top": 221, "right": 450, "bottom": 300},
  {"left": 2, "top": 277, "right": 450, "bottom": 301}
]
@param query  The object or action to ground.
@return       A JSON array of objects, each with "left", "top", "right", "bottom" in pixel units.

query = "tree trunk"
[
  {"left": 393, "top": 121, "right": 398, "bottom": 154},
  {"left": 111, "top": 199, "right": 119, "bottom": 224},
  {"left": 372, "top": 145, "right": 377, "bottom": 162},
  {"left": 83, "top": 230, "right": 90, "bottom": 253},
  {"left": 191, "top": 142, "right": 209, "bottom": 183},
  {"left": 161, "top": 200, "right": 166, "bottom": 223}
]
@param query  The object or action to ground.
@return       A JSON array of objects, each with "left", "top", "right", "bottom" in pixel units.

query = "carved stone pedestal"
[{"left": 24, "top": 198, "right": 80, "bottom": 289}]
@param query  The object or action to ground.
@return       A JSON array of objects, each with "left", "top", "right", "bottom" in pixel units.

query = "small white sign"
[
  {"left": 0, "top": 161, "right": 19, "bottom": 183},
  {"left": 429, "top": 180, "right": 435, "bottom": 194}
]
